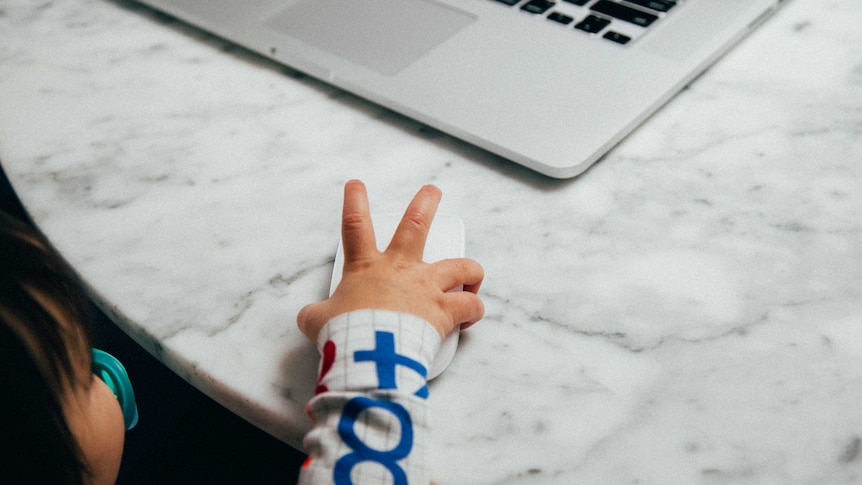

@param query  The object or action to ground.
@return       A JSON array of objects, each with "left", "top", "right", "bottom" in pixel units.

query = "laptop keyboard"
[{"left": 490, "top": 0, "right": 681, "bottom": 45}]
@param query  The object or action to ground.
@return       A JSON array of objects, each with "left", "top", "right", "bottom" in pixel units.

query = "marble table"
[{"left": 2, "top": 0, "right": 861, "bottom": 483}]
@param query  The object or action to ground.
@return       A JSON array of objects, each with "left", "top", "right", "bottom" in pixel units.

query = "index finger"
[
  {"left": 386, "top": 185, "right": 442, "bottom": 260},
  {"left": 341, "top": 180, "right": 378, "bottom": 262}
]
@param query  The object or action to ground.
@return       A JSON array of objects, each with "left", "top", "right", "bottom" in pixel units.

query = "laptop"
[{"left": 132, "top": 0, "right": 784, "bottom": 178}]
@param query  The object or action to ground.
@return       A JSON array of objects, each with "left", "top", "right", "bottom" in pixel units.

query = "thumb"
[{"left": 296, "top": 302, "right": 329, "bottom": 343}]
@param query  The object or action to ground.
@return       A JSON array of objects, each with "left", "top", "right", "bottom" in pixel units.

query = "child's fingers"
[
  {"left": 296, "top": 301, "right": 328, "bottom": 342},
  {"left": 430, "top": 258, "right": 484, "bottom": 293},
  {"left": 441, "top": 291, "right": 485, "bottom": 334},
  {"left": 341, "top": 180, "right": 378, "bottom": 262},
  {"left": 387, "top": 185, "right": 441, "bottom": 261}
]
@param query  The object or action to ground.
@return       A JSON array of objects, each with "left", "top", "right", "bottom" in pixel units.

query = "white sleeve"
[{"left": 298, "top": 309, "right": 441, "bottom": 485}]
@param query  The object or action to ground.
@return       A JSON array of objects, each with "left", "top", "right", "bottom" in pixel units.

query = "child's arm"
[
  {"left": 299, "top": 309, "right": 439, "bottom": 484},
  {"left": 296, "top": 180, "right": 484, "bottom": 484}
]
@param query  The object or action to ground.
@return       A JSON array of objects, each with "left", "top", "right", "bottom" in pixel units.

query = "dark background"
[{"left": 1, "top": 163, "right": 306, "bottom": 483}]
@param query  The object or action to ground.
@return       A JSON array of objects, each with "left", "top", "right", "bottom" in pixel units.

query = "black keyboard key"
[
  {"left": 522, "top": 0, "right": 555, "bottom": 14},
  {"left": 603, "top": 31, "right": 631, "bottom": 44},
  {"left": 575, "top": 14, "right": 611, "bottom": 33},
  {"left": 625, "top": 0, "right": 676, "bottom": 13},
  {"left": 563, "top": 0, "right": 590, "bottom": 5},
  {"left": 494, "top": 0, "right": 521, "bottom": 6},
  {"left": 548, "top": 12, "right": 574, "bottom": 24},
  {"left": 591, "top": 0, "right": 658, "bottom": 27}
]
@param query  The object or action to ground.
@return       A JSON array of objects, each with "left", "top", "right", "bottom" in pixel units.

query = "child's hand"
[{"left": 297, "top": 180, "right": 485, "bottom": 343}]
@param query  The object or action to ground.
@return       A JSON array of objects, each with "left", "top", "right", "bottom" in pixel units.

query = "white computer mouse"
[{"left": 329, "top": 213, "right": 465, "bottom": 380}]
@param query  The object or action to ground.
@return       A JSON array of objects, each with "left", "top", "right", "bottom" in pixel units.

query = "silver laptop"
[{"left": 133, "top": 0, "right": 783, "bottom": 178}]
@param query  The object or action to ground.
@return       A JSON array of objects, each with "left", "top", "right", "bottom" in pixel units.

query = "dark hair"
[{"left": 0, "top": 210, "right": 93, "bottom": 484}]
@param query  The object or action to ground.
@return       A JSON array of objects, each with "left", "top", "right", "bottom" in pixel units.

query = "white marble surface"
[{"left": 2, "top": 0, "right": 862, "bottom": 482}]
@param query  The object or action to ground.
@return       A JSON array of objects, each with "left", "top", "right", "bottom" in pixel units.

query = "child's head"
[{"left": 0, "top": 211, "right": 126, "bottom": 484}]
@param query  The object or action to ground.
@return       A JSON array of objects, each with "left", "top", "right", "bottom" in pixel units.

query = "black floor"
[
  {"left": 1, "top": 165, "right": 306, "bottom": 483},
  {"left": 92, "top": 306, "right": 306, "bottom": 484}
]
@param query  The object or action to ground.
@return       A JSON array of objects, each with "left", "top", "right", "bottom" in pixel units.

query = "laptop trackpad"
[{"left": 264, "top": 0, "right": 474, "bottom": 76}]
